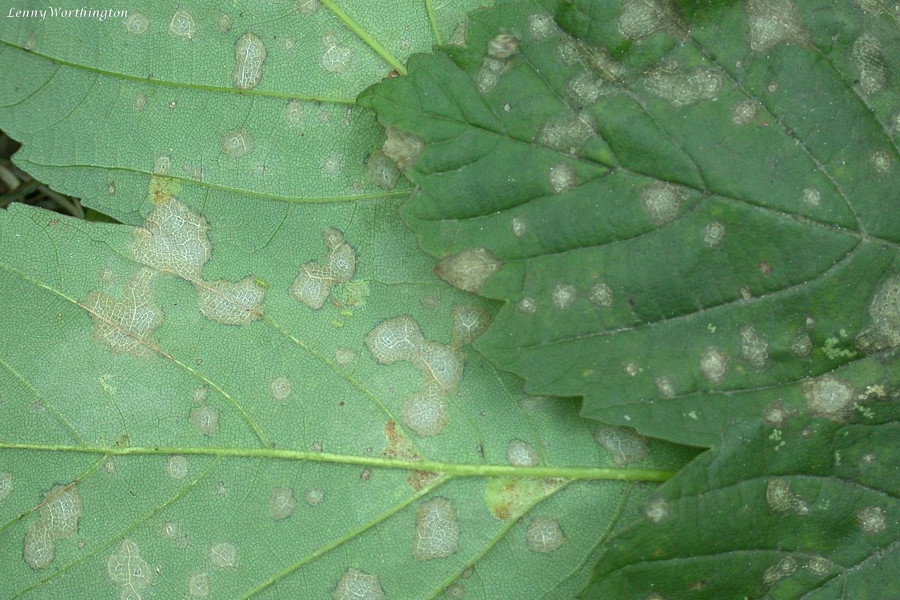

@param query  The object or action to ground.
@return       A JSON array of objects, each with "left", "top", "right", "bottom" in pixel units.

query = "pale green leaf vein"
[
  {"left": 321, "top": 0, "right": 408, "bottom": 75},
  {"left": 0, "top": 356, "right": 83, "bottom": 445},
  {"left": 0, "top": 40, "right": 356, "bottom": 105}
]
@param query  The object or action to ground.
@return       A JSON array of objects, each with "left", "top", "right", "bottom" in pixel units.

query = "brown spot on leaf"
[
  {"left": 484, "top": 477, "right": 564, "bottom": 521},
  {"left": 407, "top": 470, "right": 440, "bottom": 491},
  {"left": 381, "top": 420, "right": 420, "bottom": 461}
]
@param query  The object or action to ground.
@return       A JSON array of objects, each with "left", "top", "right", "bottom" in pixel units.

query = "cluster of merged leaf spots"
[
  {"left": 365, "top": 305, "right": 491, "bottom": 438},
  {"left": 22, "top": 484, "right": 82, "bottom": 570},
  {"left": 85, "top": 176, "right": 267, "bottom": 359},
  {"left": 0, "top": 1, "right": 697, "bottom": 598},
  {"left": 359, "top": 0, "right": 900, "bottom": 597}
]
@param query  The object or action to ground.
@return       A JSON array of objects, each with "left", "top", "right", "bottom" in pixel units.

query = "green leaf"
[
  {"left": 585, "top": 397, "right": 900, "bottom": 600},
  {"left": 0, "top": 1, "right": 697, "bottom": 598},
  {"left": 358, "top": 0, "right": 900, "bottom": 447}
]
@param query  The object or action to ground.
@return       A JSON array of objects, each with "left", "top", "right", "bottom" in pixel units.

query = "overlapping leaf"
[
  {"left": 0, "top": 1, "right": 697, "bottom": 598},
  {"left": 586, "top": 395, "right": 900, "bottom": 600},
  {"left": 359, "top": 1, "right": 900, "bottom": 597},
  {"left": 359, "top": 0, "right": 900, "bottom": 447}
]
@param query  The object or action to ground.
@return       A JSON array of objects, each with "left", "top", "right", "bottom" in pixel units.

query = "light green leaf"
[
  {"left": 0, "top": 1, "right": 695, "bottom": 598},
  {"left": 585, "top": 398, "right": 900, "bottom": 600},
  {"left": 358, "top": 0, "right": 900, "bottom": 447}
]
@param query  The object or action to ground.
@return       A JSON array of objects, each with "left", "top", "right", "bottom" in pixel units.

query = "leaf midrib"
[{"left": 0, "top": 441, "right": 677, "bottom": 481}]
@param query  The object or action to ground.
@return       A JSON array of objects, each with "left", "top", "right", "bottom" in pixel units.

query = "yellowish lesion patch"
[
  {"left": 485, "top": 477, "right": 565, "bottom": 521},
  {"left": 146, "top": 174, "right": 181, "bottom": 207}
]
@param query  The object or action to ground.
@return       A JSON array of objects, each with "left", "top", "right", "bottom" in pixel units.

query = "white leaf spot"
[
  {"left": 526, "top": 517, "right": 565, "bottom": 553},
  {"left": 746, "top": 0, "right": 805, "bottom": 52},
  {"left": 209, "top": 541, "right": 239, "bottom": 568},
  {"left": 594, "top": 425, "right": 649, "bottom": 465},
  {"left": 699, "top": 346, "right": 729, "bottom": 385},
  {"left": 434, "top": 248, "right": 503, "bottom": 294},
  {"left": 413, "top": 497, "right": 460, "bottom": 560},
  {"left": 168, "top": 10, "right": 195, "bottom": 40},
  {"left": 856, "top": 506, "right": 886, "bottom": 533},
  {"left": 703, "top": 220, "right": 726, "bottom": 247},
  {"left": 123, "top": 13, "right": 148, "bottom": 35},
  {"left": 332, "top": 568, "right": 384, "bottom": 600},
  {"left": 220, "top": 128, "right": 253, "bottom": 160},
  {"left": 552, "top": 282, "right": 576, "bottom": 310},
  {"left": 233, "top": 33, "right": 267, "bottom": 90},
  {"left": 507, "top": 439, "right": 540, "bottom": 467},
  {"left": 270, "top": 487, "right": 296, "bottom": 520},
  {"left": 165, "top": 455, "right": 188, "bottom": 480}
]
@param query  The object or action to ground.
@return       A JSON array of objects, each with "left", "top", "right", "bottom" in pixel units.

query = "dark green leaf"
[
  {"left": 584, "top": 395, "right": 900, "bottom": 599},
  {"left": 359, "top": 0, "right": 900, "bottom": 447}
]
